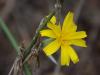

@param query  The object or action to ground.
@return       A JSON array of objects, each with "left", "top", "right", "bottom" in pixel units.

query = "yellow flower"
[{"left": 40, "top": 11, "right": 87, "bottom": 66}]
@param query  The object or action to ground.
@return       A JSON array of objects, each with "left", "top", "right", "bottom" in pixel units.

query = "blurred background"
[{"left": 0, "top": 0, "right": 100, "bottom": 75}]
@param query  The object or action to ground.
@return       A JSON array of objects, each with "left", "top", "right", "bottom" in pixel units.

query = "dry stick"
[
  {"left": 8, "top": 57, "right": 18, "bottom": 75},
  {"left": 8, "top": 48, "right": 24, "bottom": 75},
  {"left": 32, "top": 43, "right": 42, "bottom": 75},
  {"left": 13, "top": 57, "right": 20, "bottom": 75},
  {"left": 0, "top": 18, "right": 23, "bottom": 75}
]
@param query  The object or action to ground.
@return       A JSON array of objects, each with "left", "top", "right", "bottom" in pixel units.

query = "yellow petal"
[
  {"left": 64, "top": 31, "right": 87, "bottom": 40},
  {"left": 50, "top": 16, "right": 56, "bottom": 24},
  {"left": 67, "top": 45, "right": 79, "bottom": 64},
  {"left": 47, "top": 22, "right": 61, "bottom": 37},
  {"left": 68, "top": 39, "right": 87, "bottom": 47},
  {"left": 62, "top": 12, "right": 77, "bottom": 33},
  {"left": 43, "top": 40, "right": 61, "bottom": 56},
  {"left": 61, "top": 44, "right": 70, "bottom": 66},
  {"left": 40, "top": 29, "right": 56, "bottom": 38}
]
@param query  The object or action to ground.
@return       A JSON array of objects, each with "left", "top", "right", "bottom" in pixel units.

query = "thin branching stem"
[
  {"left": 23, "top": 11, "right": 55, "bottom": 75},
  {"left": 23, "top": 11, "right": 55, "bottom": 62},
  {"left": 0, "top": 9, "right": 55, "bottom": 75},
  {"left": 0, "top": 19, "right": 30, "bottom": 75}
]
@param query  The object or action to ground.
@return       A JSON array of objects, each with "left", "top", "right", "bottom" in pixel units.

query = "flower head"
[{"left": 40, "top": 11, "right": 87, "bottom": 66}]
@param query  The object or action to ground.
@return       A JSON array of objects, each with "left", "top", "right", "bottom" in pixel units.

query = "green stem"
[
  {"left": 0, "top": 11, "right": 55, "bottom": 75},
  {"left": 23, "top": 62, "right": 32, "bottom": 75},
  {"left": 0, "top": 18, "right": 19, "bottom": 55},
  {"left": 23, "top": 11, "right": 55, "bottom": 61},
  {"left": 0, "top": 18, "right": 32, "bottom": 75},
  {"left": 23, "top": 11, "right": 55, "bottom": 75}
]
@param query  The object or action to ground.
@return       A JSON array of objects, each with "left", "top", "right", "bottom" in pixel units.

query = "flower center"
[{"left": 57, "top": 33, "right": 65, "bottom": 44}]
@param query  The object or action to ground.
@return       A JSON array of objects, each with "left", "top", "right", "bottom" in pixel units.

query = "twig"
[{"left": 8, "top": 58, "right": 17, "bottom": 75}]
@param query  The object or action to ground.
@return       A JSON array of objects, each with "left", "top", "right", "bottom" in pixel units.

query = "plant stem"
[
  {"left": 23, "top": 62, "right": 32, "bottom": 75},
  {"left": 0, "top": 18, "right": 19, "bottom": 55},
  {"left": 0, "top": 18, "right": 32, "bottom": 75},
  {"left": 0, "top": 11, "right": 55, "bottom": 75},
  {"left": 55, "top": 0, "right": 62, "bottom": 24},
  {"left": 23, "top": 11, "right": 55, "bottom": 75},
  {"left": 23, "top": 11, "right": 55, "bottom": 61}
]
